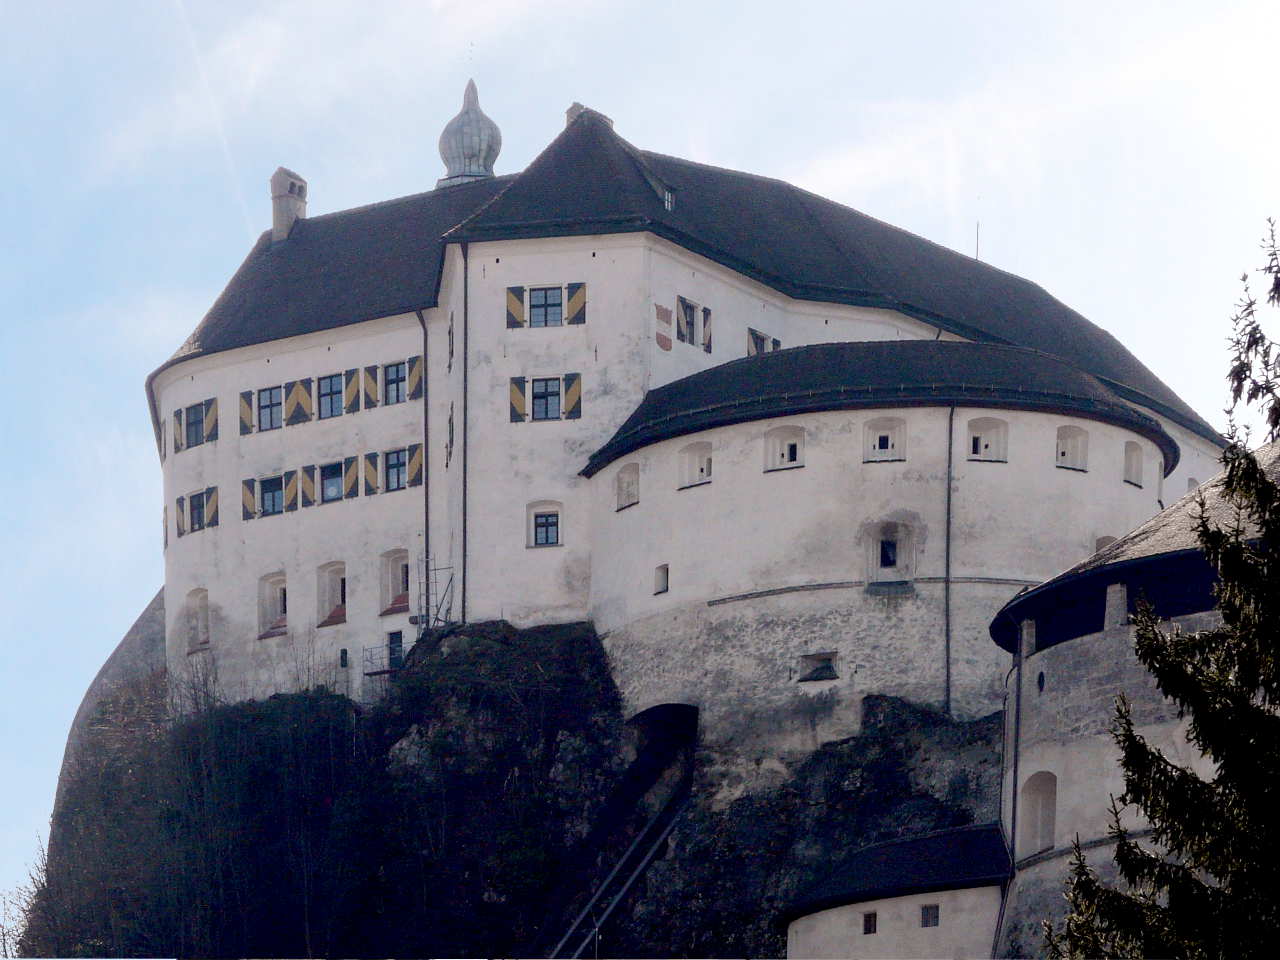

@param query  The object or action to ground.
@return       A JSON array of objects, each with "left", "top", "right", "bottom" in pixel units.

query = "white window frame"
[
  {"left": 654, "top": 563, "right": 669, "bottom": 595},
  {"left": 526, "top": 500, "right": 564, "bottom": 548},
  {"left": 967, "top": 417, "right": 1008, "bottom": 462},
  {"left": 616, "top": 462, "right": 640, "bottom": 511},
  {"left": 864, "top": 417, "right": 906, "bottom": 463},
  {"left": 764, "top": 425, "right": 805, "bottom": 472},
  {"left": 677, "top": 441, "right": 713, "bottom": 489},
  {"left": 258, "top": 572, "right": 287, "bottom": 636},
  {"left": 1055, "top": 425, "right": 1088, "bottom": 471},
  {"left": 867, "top": 520, "right": 915, "bottom": 583},
  {"left": 381, "top": 549, "right": 410, "bottom": 614},
  {"left": 317, "top": 561, "right": 346, "bottom": 625},
  {"left": 1020, "top": 770, "right": 1058, "bottom": 854},
  {"left": 1123, "top": 440, "right": 1144, "bottom": 487}
]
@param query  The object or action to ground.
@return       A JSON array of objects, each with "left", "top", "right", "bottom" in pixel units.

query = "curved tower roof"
[{"left": 437, "top": 79, "right": 502, "bottom": 187}]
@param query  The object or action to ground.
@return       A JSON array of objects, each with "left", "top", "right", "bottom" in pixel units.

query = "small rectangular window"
[
  {"left": 529, "top": 286, "right": 563, "bottom": 327},
  {"left": 401, "top": 562, "right": 410, "bottom": 595},
  {"left": 531, "top": 377, "right": 561, "bottom": 421},
  {"left": 971, "top": 435, "right": 982, "bottom": 456},
  {"left": 677, "top": 298, "right": 697, "bottom": 343},
  {"left": 388, "top": 630, "right": 404, "bottom": 669},
  {"left": 863, "top": 912, "right": 877, "bottom": 935},
  {"left": 384, "top": 362, "right": 407, "bottom": 405},
  {"left": 189, "top": 491, "right": 206, "bottom": 531},
  {"left": 880, "top": 539, "right": 897, "bottom": 568},
  {"left": 258, "top": 386, "right": 283, "bottom": 430},
  {"left": 385, "top": 449, "right": 408, "bottom": 491},
  {"left": 785, "top": 442, "right": 798, "bottom": 463},
  {"left": 748, "top": 328, "right": 769, "bottom": 356},
  {"left": 320, "top": 462, "right": 343, "bottom": 502},
  {"left": 260, "top": 476, "right": 284, "bottom": 516},
  {"left": 921, "top": 904, "right": 939, "bottom": 928},
  {"left": 533, "top": 511, "right": 560, "bottom": 546},
  {"left": 318, "top": 374, "right": 343, "bottom": 419},
  {"left": 654, "top": 563, "right": 669, "bottom": 594},
  {"left": 185, "top": 403, "right": 205, "bottom": 448}
]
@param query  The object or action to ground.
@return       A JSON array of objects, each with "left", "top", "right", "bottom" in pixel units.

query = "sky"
[{"left": 2, "top": 0, "right": 1279, "bottom": 906}]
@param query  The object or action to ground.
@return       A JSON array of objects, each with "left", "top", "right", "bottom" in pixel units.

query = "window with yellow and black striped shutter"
[
  {"left": 363, "top": 366, "right": 379, "bottom": 409},
  {"left": 176, "top": 496, "right": 186, "bottom": 537},
  {"left": 566, "top": 283, "right": 586, "bottom": 325},
  {"left": 506, "top": 286, "right": 526, "bottom": 327},
  {"left": 284, "top": 470, "right": 299, "bottom": 511},
  {"left": 173, "top": 409, "right": 184, "bottom": 452},
  {"left": 407, "top": 355, "right": 424, "bottom": 400},
  {"left": 242, "top": 479, "right": 257, "bottom": 521},
  {"left": 203, "top": 398, "right": 218, "bottom": 442},
  {"left": 284, "top": 378, "right": 313, "bottom": 425},
  {"left": 204, "top": 486, "right": 219, "bottom": 527},
  {"left": 408, "top": 443, "right": 423, "bottom": 486},
  {"left": 510, "top": 376, "right": 527, "bottom": 421},
  {"left": 343, "top": 456, "right": 359, "bottom": 499},
  {"left": 564, "top": 372, "right": 582, "bottom": 419},
  {"left": 344, "top": 369, "right": 360, "bottom": 414},
  {"left": 239, "top": 391, "right": 254, "bottom": 435},
  {"left": 364, "top": 452, "right": 379, "bottom": 495},
  {"left": 299, "top": 466, "right": 315, "bottom": 508},
  {"left": 702, "top": 307, "right": 712, "bottom": 353}
]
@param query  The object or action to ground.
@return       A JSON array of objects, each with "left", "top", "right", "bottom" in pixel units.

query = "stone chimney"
[
  {"left": 270, "top": 167, "right": 307, "bottom": 243},
  {"left": 565, "top": 102, "right": 613, "bottom": 128}
]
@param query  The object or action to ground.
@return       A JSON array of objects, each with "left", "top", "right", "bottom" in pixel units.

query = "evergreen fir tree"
[{"left": 1046, "top": 223, "right": 1280, "bottom": 959}]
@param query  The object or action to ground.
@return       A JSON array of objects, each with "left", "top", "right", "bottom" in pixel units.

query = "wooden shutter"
[
  {"left": 205, "top": 486, "right": 219, "bottom": 527},
  {"left": 363, "top": 366, "right": 379, "bottom": 409},
  {"left": 284, "top": 378, "right": 313, "bottom": 425},
  {"left": 343, "top": 456, "right": 359, "bottom": 499},
  {"left": 242, "top": 478, "right": 257, "bottom": 520},
  {"left": 203, "top": 398, "right": 218, "bottom": 442},
  {"left": 408, "top": 443, "right": 423, "bottom": 487},
  {"left": 284, "top": 470, "right": 299, "bottom": 512},
  {"left": 173, "top": 409, "right": 184, "bottom": 452},
  {"left": 299, "top": 465, "right": 315, "bottom": 508},
  {"left": 344, "top": 368, "right": 361, "bottom": 414},
  {"left": 239, "top": 391, "right": 254, "bottom": 435},
  {"left": 702, "top": 307, "right": 712, "bottom": 353},
  {"left": 566, "top": 282, "right": 586, "bottom": 324},
  {"left": 176, "top": 496, "right": 186, "bottom": 537},
  {"left": 510, "top": 376, "right": 527, "bottom": 422},
  {"left": 506, "top": 286, "right": 526, "bottom": 327},
  {"left": 364, "top": 452, "right": 379, "bottom": 495},
  {"left": 407, "top": 355, "right": 424, "bottom": 400},
  {"left": 563, "top": 372, "right": 582, "bottom": 419}
]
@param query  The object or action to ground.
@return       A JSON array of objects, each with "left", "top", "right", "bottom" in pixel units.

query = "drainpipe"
[
  {"left": 944, "top": 405, "right": 955, "bottom": 715},
  {"left": 461, "top": 242, "right": 470, "bottom": 623},
  {"left": 414, "top": 309, "right": 430, "bottom": 626}
]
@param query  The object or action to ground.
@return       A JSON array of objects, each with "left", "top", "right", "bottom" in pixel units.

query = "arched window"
[
  {"left": 678, "top": 441, "right": 713, "bottom": 488},
  {"left": 1020, "top": 771, "right": 1058, "bottom": 854},
  {"left": 967, "top": 417, "right": 1008, "bottom": 462},
  {"left": 258, "top": 572, "right": 287, "bottom": 637},
  {"left": 381, "top": 549, "right": 410, "bottom": 614},
  {"left": 1055, "top": 426, "right": 1088, "bottom": 471},
  {"left": 764, "top": 425, "right": 805, "bottom": 471},
  {"left": 527, "top": 500, "right": 563, "bottom": 547},
  {"left": 1124, "top": 441, "right": 1144, "bottom": 487},
  {"left": 864, "top": 417, "right": 906, "bottom": 463},
  {"left": 317, "top": 562, "right": 346, "bottom": 626},
  {"left": 616, "top": 462, "right": 640, "bottom": 510},
  {"left": 185, "top": 588, "right": 210, "bottom": 651}
]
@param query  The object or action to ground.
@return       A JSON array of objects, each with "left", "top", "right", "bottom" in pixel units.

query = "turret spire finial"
[{"left": 438, "top": 79, "right": 501, "bottom": 188}]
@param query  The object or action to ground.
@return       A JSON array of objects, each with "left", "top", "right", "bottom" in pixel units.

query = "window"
[
  {"left": 384, "top": 362, "right": 407, "bottom": 405},
  {"left": 189, "top": 491, "right": 206, "bottom": 531},
  {"left": 921, "top": 904, "right": 940, "bottom": 928},
  {"left": 527, "top": 500, "right": 563, "bottom": 547},
  {"left": 797, "top": 652, "right": 838, "bottom": 682},
  {"left": 616, "top": 463, "right": 640, "bottom": 510},
  {"left": 654, "top": 563, "right": 669, "bottom": 594},
  {"left": 880, "top": 538, "right": 897, "bottom": 569},
  {"left": 1020, "top": 771, "right": 1058, "bottom": 854},
  {"left": 678, "top": 441, "right": 713, "bottom": 488},
  {"left": 866, "top": 519, "right": 915, "bottom": 585},
  {"left": 967, "top": 417, "right": 1008, "bottom": 462},
  {"left": 259, "top": 572, "right": 287, "bottom": 636},
  {"left": 529, "top": 286, "right": 563, "bottom": 327},
  {"left": 677, "top": 297, "right": 697, "bottom": 343},
  {"left": 747, "top": 328, "right": 780, "bottom": 356},
  {"left": 185, "top": 588, "right": 210, "bottom": 650},
  {"left": 1056, "top": 425, "right": 1088, "bottom": 471},
  {"left": 1124, "top": 441, "right": 1144, "bottom": 487},
  {"left": 764, "top": 425, "right": 804, "bottom": 471},
  {"left": 318, "top": 373, "right": 343, "bottom": 419},
  {"left": 185, "top": 402, "right": 205, "bottom": 448},
  {"left": 320, "top": 462, "right": 343, "bottom": 503},
  {"left": 534, "top": 512, "right": 559, "bottom": 546},
  {"left": 385, "top": 449, "right": 408, "bottom": 491},
  {"left": 260, "top": 476, "right": 284, "bottom": 516},
  {"left": 531, "top": 377, "right": 561, "bottom": 420},
  {"left": 388, "top": 630, "right": 404, "bottom": 670},
  {"left": 864, "top": 417, "right": 905, "bottom": 462},
  {"left": 381, "top": 549, "right": 410, "bottom": 614},
  {"left": 258, "top": 386, "right": 283, "bottom": 430},
  {"left": 317, "top": 562, "right": 347, "bottom": 626},
  {"left": 862, "top": 912, "right": 877, "bottom": 935}
]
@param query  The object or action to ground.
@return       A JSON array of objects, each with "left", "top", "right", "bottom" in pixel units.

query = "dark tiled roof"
[
  {"left": 452, "top": 110, "right": 1217, "bottom": 444},
  {"left": 989, "top": 439, "right": 1279, "bottom": 651},
  {"left": 784, "top": 822, "right": 1011, "bottom": 922},
  {"left": 582, "top": 340, "right": 1180, "bottom": 477}
]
